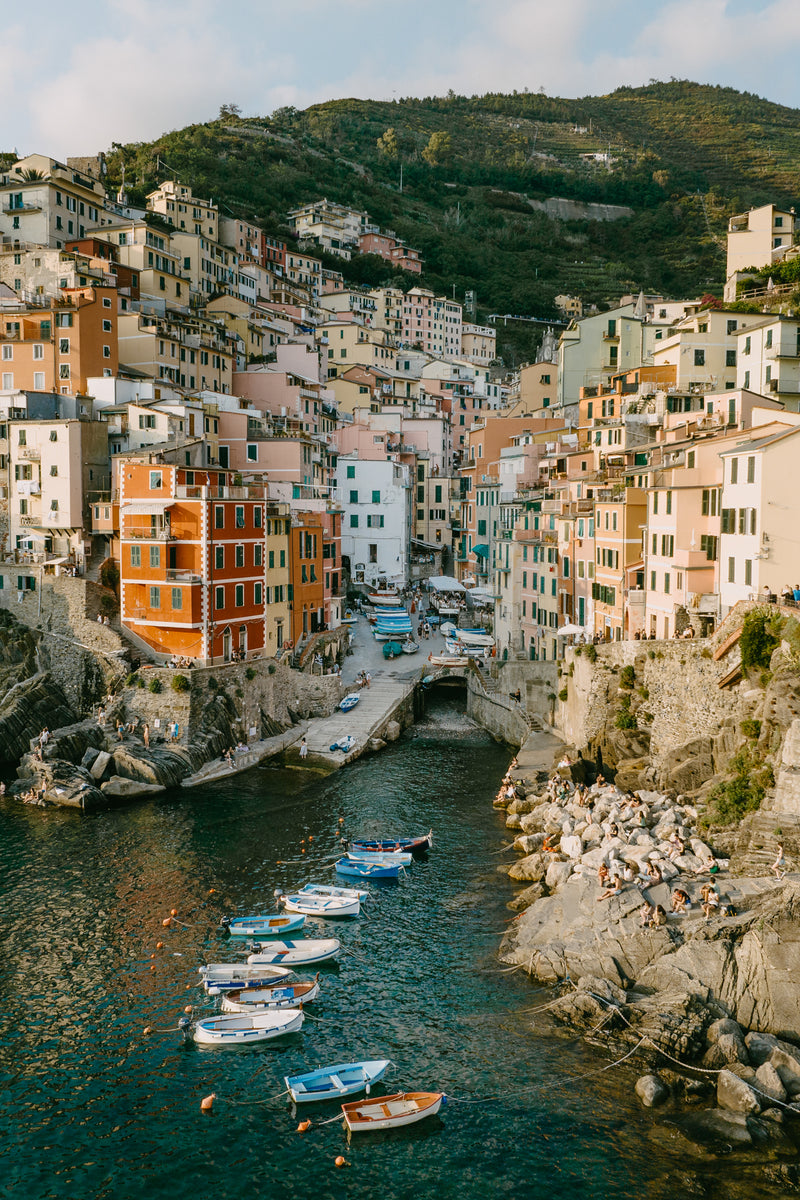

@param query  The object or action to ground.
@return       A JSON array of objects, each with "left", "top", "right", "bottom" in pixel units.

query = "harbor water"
[{"left": 2, "top": 693, "right": 686, "bottom": 1199}]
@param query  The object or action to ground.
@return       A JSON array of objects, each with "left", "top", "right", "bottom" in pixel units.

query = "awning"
[
  {"left": 473, "top": 544, "right": 489, "bottom": 558},
  {"left": 121, "top": 500, "right": 176, "bottom": 516},
  {"left": 427, "top": 576, "right": 466, "bottom": 593}
]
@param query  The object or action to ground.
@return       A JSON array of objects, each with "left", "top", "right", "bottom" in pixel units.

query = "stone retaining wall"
[{"left": 467, "top": 676, "right": 530, "bottom": 747}]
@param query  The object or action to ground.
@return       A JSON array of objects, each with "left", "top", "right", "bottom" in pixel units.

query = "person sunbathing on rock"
[
  {"left": 649, "top": 905, "right": 667, "bottom": 928},
  {"left": 639, "top": 901, "right": 653, "bottom": 927},
  {"left": 597, "top": 874, "right": 623, "bottom": 901},
  {"left": 671, "top": 888, "right": 690, "bottom": 914}
]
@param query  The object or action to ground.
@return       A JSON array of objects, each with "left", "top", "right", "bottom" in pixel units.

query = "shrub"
[
  {"left": 99, "top": 559, "right": 120, "bottom": 595},
  {"left": 245, "top": 666, "right": 257, "bottom": 681},
  {"left": 619, "top": 692, "right": 631, "bottom": 709},
  {"left": 708, "top": 745, "right": 774, "bottom": 824},
  {"left": 207, "top": 677, "right": 219, "bottom": 691},
  {"left": 235, "top": 687, "right": 244, "bottom": 698},
  {"left": 125, "top": 672, "right": 138, "bottom": 686},
  {"left": 268, "top": 662, "right": 277, "bottom": 675},
  {"left": 741, "top": 718, "right": 761, "bottom": 739},
  {"left": 138, "top": 677, "right": 146, "bottom": 688},
  {"left": 574, "top": 645, "right": 583, "bottom": 657},
  {"left": 585, "top": 644, "right": 597, "bottom": 663},
  {"left": 701, "top": 648, "right": 712, "bottom": 659},
  {"left": 558, "top": 687, "right": 568, "bottom": 702},
  {"left": 648, "top": 649, "right": 656, "bottom": 660},
  {"left": 638, "top": 686, "right": 649, "bottom": 699},
  {"left": 615, "top": 710, "right": 637, "bottom": 730},
  {"left": 568, "top": 663, "right": 574, "bottom": 676},
  {"left": 148, "top": 677, "right": 162, "bottom": 694},
  {"left": 171, "top": 674, "right": 190, "bottom": 693},
  {"left": 740, "top": 609, "right": 779, "bottom": 673},
  {"left": 619, "top": 665, "right": 635, "bottom": 689}
]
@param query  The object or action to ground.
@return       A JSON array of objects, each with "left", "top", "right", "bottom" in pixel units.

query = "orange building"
[
  {"left": 289, "top": 512, "right": 325, "bottom": 643},
  {"left": 0, "top": 285, "right": 119, "bottom": 394},
  {"left": 119, "top": 463, "right": 269, "bottom": 662}
]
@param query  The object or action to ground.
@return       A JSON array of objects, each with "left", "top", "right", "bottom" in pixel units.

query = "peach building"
[{"left": 0, "top": 285, "right": 118, "bottom": 395}]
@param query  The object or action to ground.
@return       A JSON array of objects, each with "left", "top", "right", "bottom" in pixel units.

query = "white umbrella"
[{"left": 557, "top": 623, "right": 585, "bottom": 636}]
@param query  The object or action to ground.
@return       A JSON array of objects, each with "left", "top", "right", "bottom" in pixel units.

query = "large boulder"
[
  {"left": 755, "top": 1062, "right": 788, "bottom": 1105},
  {"left": 101, "top": 776, "right": 166, "bottom": 798},
  {"left": 508, "top": 851, "right": 550, "bottom": 883},
  {"left": 717, "top": 1068, "right": 761, "bottom": 1115},
  {"left": 635, "top": 1074, "right": 669, "bottom": 1108},
  {"left": 545, "top": 859, "right": 574, "bottom": 891}
]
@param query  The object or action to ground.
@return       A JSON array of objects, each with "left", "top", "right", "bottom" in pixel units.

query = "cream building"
[
  {"left": 736, "top": 316, "right": 800, "bottom": 412},
  {"left": 0, "top": 155, "right": 107, "bottom": 250},
  {"left": 651, "top": 309, "right": 767, "bottom": 394},
  {"left": 147, "top": 181, "right": 219, "bottom": 241},
  {"left": 724, "top": 204, "right": 797, "bottom": 302}
]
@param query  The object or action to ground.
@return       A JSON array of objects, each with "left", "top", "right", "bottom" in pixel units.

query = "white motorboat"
[
  {"left": 455, "top": 628, "right": 495, "bottom": 648},
  {"left": 191, "top": 1007, "right": 303, "bottom": 1046},
  {"left": 246, "top": 938, "right": 340, "bottom": 966},
  {"left": 281, "top": 890, "right": 361, "bottom": 917}
]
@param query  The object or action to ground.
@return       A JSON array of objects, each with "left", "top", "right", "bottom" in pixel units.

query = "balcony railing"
[
  {"left": 165, "top": 569, "right": 202, "bottom": 582},
  {"left": 125, "top": 527, "right": 175, "bottom": 541}
]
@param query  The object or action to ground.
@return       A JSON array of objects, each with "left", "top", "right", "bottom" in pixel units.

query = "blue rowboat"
[
  {"left": 335, "top": 857, "right": 401, "bottom": 880},
  {"left": 220, "top": 913, "right": 305, "bottom": 938},
  {"left": 339, "top": 693, "right": 360, "bottom": 713},
  {"left": 285, "top": 1059, "right": 391, "bottom": 1104},
  {"left": 349, "top": 831, "right": 432, "bottom": 855}
]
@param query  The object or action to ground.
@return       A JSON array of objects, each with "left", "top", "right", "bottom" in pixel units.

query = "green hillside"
[{"left": 103, "top": 82, "right": 800, "bottom": 365}]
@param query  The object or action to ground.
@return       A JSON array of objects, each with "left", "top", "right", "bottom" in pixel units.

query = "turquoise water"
[{"left": 0, "top": 697, "right": 678, "bottom": 1200}]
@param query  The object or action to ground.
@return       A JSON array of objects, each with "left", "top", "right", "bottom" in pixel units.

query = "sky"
[{"left": 6, "top": 0, "right": 800, "bottom": 160}]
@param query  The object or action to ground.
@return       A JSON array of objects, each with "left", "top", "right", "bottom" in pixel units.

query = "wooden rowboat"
[
  {"left": 348, "top": 831, "right": 432, "bottom": 854},
  {"left": 281, "top": 891, "right": 361, "bottom": 917},
  {"left": 247, "top": 938, "right": 340, "bottom": 966},
  {"left": 221, "top": 977, "right": 320, "bottom": 1012},
  {"left": 199, "top": 963, "right": 293, "bottom": 994},
  {"left": 341, "top": 1091, "right": 445, "bottom": 1131}
]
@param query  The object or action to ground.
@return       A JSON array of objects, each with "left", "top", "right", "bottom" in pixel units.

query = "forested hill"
[{"left": 104, "top": 81, "right": 800, "bottom": 359}]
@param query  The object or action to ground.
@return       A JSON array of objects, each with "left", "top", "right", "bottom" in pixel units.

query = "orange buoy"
[
  {"left": 297, "top": 1120, "right": 311, "bottom": 1133},
  {"left": 335, "top": 1156, "right": 348, "bottom": 1168},
  {"left": 184, "top": 1005, "right": 193, "bottom": 1014},
  {"left": 200, "top": 1093, "right": 216, "bottom": 1113},
  {"left": 149, "top": 953, "right": 155, "bottom": 960},
  {"left": 301, "top": 849, "right": 306, "bottom": 854},
  {"left": 208, "top": 888, "right": 215, "bottom": 894},
  {"left": 308, "top": 836, "right": 314, "bottom": 842},
  {"left": 143, "top": 1026, "right": 152, "bottom": 1035},
  {"left": 150, "top": 965, "right": 156, "bottom": 972},
  {"left": 170, "top": 908, "right": 178, "bottom": 917},
  {"left": 339, "top": 817, "right": 344, "bottom": 823},
  {"left": 162, "top": 917, "right": 171, "bottom": 927},
  {"left": 156, "top": 941, "right": 164, "bottom": 950}
]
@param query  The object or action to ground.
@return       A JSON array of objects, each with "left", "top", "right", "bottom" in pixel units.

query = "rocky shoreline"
[{"left": 495, "top": 748, "right": 800, "bottom": 1175}]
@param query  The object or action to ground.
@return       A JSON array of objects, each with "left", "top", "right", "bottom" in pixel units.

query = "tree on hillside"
[
  {"left": 422, "top": 131, "right": 452, "bottom": 166},
  {"left": 377, "top": 128, "right": 400, "bottom": 159},
  {"left": 219, "top": 103, "right": 241, "bottom": 119}
]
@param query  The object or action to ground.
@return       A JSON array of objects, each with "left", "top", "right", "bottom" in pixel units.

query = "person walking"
[{"left": 299, "top": 736, "right": 308, "bottom": 760}]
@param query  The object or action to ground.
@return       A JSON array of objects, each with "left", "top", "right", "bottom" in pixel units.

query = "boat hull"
[
  {"left": 200, "top": 964, "right": 293, "bottom": 994},
  {"left": 341, "top": 1091, "right": 444, "bottom": 1131},
  {"left": 335, "top": 858, "right": 401, "bottom": 879},
  {"left": 349, "top": 832, "right": 432, "bottom": 854},
  {"left": 247, "top": 938, "right": 340, "bottom": 966},
  {"left": 345, "top": 850, "right": 412, "bottom": 867},
  {"left": 286, "top": 1058, "right": 391, "bottom": 1104},
  {"left": 297, "top": 884, "right": 368, "bottom": 903}
]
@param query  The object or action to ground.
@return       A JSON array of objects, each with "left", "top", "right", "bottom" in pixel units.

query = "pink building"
[
  {"left": 402, "top": 289, "right": 462, "bottom": 357},
  {"left": 359, "top": 232, "right": 423, "bottom": 274}
]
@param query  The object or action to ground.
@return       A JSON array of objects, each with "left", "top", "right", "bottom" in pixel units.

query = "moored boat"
[
  {"left": 427, "top": 653, "right": 469, "bottom": 667},
  {"left": 335, "top": 857, "right": 401, "bottom": 880},
  {"left": 401, "top": 638, "right": 419, "bottom": 654},
  {"left": 220, "top": 913, "right": 305, "bottom": 938},
  {"left": 344, "top": 849, "right": 413, "bottom": 867},
  {"left": 190, "top": 1007, "right": 303, "bottom": 1046},
  {"left": 330, "top": 735, "right": 356, "bottom": 754},
  {"left": 367, "top": 590, "right": 401, "bottom": 607},
  {"left": 247, "top": 938, "right": 340, "bottom": 966},
  {"left": 200, "top": 963, "right": 293, "bottom": 994},
  {"left": 296, "top": 883, "right": 368, "bottom": 904},
  {"left": 221, "top": 977, "right": 320, "bottom": 1012},
  {"left": 285, "top": 1059, "right": 391, "bottom": 1104},
  {"left": 456, "top": 628, "right": 495, "bottom": 648},
  {"left": 281, "top": 890, "right": 361, "bottom": 917},
  {"left": 348, "top": 831, "right": 432, "bottom": 854},
  {"left": 339, "top": 693, "right": 360, "bottom": 713},
  {"left": 341, "top": 1090, "right": 445, "bottom": 1131}
]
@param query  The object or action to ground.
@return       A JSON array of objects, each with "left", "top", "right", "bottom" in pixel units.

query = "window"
[
  {"left": 215, "top": 546, "right": 224, "bottom": 569},
  {"left": 747, "top": 456, "right": 755, "bottom": 483},
  {"left": 350, "top": 514, "right": 358, "bottom": 528},
  {"left": 149, "top": 545, "right": 160, "bottom": 568},
  {"left": 1, "top": 345, "right": 11, "bottom": 361},
  {"left": 268, "top": 549, "right": 275, "bottom": 569},
  {"left": 171, "top": 588, "right": 182, "bottom": 610},
  {"left": 744, "top": 559, "right": 752, "bottom": 587},
  {"left": 215, "top": 506, "right": 224, "bottom": 529},
  {"left": 661, "top": 534, "right": 674, "bottom": 557},
  {"left": 744, "top": 335, "right": 751, "bottom": 355},
  {"left": 149, "top": 586, "right": 161, "bottom": 609},
  {"left": 215, "top": 586, "right": 225, "bottom": 609},
  {"left": 234, "top": 506, "right": 244, "bottom": 529},
  {"left": 726, "top": 350, "right": 736, "bottom": 367},
  {"left": 652, "top": 493, "right": 658, "bottom": 515},
  {"left": 149, "top": 470, "right": 162, "bottom": 490},
  {"left": 254, "top": 582, "right": 262, "bottom": 605},
  {"left": 728, "top": 557, "right": 735, "bottom": 583},
  {"left": 666, "top": 490, "right": 672, "bottom": 515},
  {"left": 130, "top": 546, "right": 141, "bottom": 567},
  {"left": 744, "top": 370, "right": 750, "bottom": 390},
  {"left": 346, "top": 465, "right": 355, "bottom": 479},
  {"left": 103, "top": 320, "right": 112, "bottom": 333},
  {"left": 253, "top": 507, "right": 262, "bottom": 528},
  {"left": 730, "top": 458, "right": 738, "bottom": 484},
  {"left": 349, "top": 490, "right": 358, "bottom": 504},
  {"left": 59, "top": 364, "right": 70, "bottom": 380},
  {"left": 727, "top": 319, "right": 737, "bottom": 334},
  {"left": 246, "top": 444, "right": 258, "bottom": 462},
  {"left": 700, "top": 534, "right": 718, "bottom": 561},
  {"left": 687, "top": 450, "right": 695, "bottom": 469},
  {"left": 235, "top": 584, "right": 244, "bottom": 607},
  {"left": 372, "top": 489, "right": 380, "bottom": 504},
  {"left": 103, "top": 345, "right": 111, "bottom": 359},
  {"left": 235, "top": 545, "right": 244, "bottom": 568},
  {"left": 694, "top": 349, "right": 705, "bottom": 366},
  {"left": 254, "top": 543, "right": 262, "bottom": 566}
]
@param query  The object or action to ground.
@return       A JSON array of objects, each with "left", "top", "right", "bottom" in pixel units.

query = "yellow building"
[
  {"left": 89, "top": 219, "right": 187, "bottom": 306},
  {"left": 147, "top": 181, "right": 219, "bottom": 242},
  {"left": 321, "top": 321, "right": 396, "bottom": 379},
  {"left": 265, "top": 502, "right": 292, "bottom": 655}
]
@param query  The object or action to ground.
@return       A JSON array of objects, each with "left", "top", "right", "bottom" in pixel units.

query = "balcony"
[
  {"left": 19, "top": 447, "right": 40, "bottom": 459},
  {"left": 165, "top": 568, "right": 202, "bottom": 582},
  {"left": 125, "top": 526, "right": 175, "bottom": 541},
  {"left": 766, "top": 345, "right": 800, "bottom": 359},
  {"left": 2, "top": 202, "right": 42, "bottom": 214}
]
